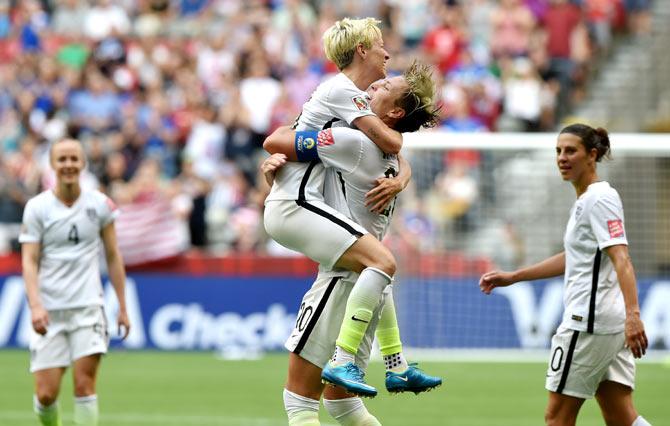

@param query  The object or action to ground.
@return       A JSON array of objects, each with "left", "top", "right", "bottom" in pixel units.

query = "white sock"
[
  {"left": 34, "top": 395, "right": 61, "bottom": 426},
  {"left": 283, "top": 388, "right": 320, "bottom": 426},
  {"left": 383, "top": 352, "right": 409, "bottom": 373},
  {"left": 332, "top": 345, "right": 356, "bottom": 366},
  {"left": 323, "top": 397, "right": 381, "bottom": 426},
  {"left": 632, "top": 415, "right": 652, "bottom": 426},
  {"left": 74, "top": 394, "right": 98, "bottom": 426}
]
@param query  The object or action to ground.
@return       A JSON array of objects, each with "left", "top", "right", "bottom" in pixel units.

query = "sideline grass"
[{"left": 1, "top": 350, "right": 667, "bottom": 425}]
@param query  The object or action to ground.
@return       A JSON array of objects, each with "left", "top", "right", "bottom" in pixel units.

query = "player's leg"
[
  {"left": 376, "top": 286, "right": 441, "bottom": 394},
  {"left": 70, "top": 306, "right": 108, "bottom": 426},
  {"left": 284, "top": 275, "right": 353, "bottom": 425},
  {"left": 72, "top": 354, "right": 101, "bottom": 426},
  {"left": 33, "top": 368, "right": 66, "bottom": 426},
  {"left": 322, "top": 236, "right": 394, "bottom": 396},
  {"left": 323, "top": 299, "right": 382, "bottom": 425},
  {"left": 323, "top": 386, "right": 381, "bottom": 426},
  {"left": 332, "top": 234, "right": 395, "bottom": 360},
  {"left": 594, "top": 381, "right": 642, "bottom": 426},
  {"left": 30, "top": 314, "right": 70, "bottom": 426},
  {"left": 596, "top": 345, "right": 650, "bottom": 426},
  {"left": 545, "top": 392, "right": 584, "bottom": 426},
  {"left": 284, "top": 353, "right": 323, "bottom": 426}
]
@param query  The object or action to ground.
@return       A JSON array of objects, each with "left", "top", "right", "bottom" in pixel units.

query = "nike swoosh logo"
[
  {"left": 395, "top": 376, "right": 409, "bottom": 382},
  {"left": 351, "top": 315, "right": 369, "bottom": 323}
]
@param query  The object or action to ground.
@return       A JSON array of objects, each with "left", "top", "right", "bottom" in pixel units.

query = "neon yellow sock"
[
  {"left": 335, "top": 268, "right": 390, "bottom": 355},
  {"left": 34, "top": 396, "right": 62, "bottom": 426},
  {"left": 375, "top": 286, "right": 402, "bottom": 356}
]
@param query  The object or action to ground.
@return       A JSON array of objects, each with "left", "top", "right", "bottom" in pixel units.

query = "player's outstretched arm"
[
  {"left": 353, "top": 115, "right": 403, "bottom": 155},
  {"left": 479, "top": 252, "right": 566, "bottom": 295},
  {"left": 605, "top": 244, "right": 648, "bottom": 358},
  {"left": 263, "top": 126, "right": 299, "bottom": 161},
  {"left": 22, "top": 242, "right": 49, "bottom": 335},
  {"left": 101, "top": 222, "right": 130, "bottom": 340}
]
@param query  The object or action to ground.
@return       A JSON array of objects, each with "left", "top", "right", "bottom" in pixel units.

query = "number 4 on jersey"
[{"left": 68, "top": 224, "right": 79, "bottom": 244}]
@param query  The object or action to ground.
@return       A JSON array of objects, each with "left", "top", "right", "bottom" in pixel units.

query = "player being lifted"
[
  {"left": 263, "top": 18, "right": 441, "bottom": 403},
  {"left": 20, "top": 138, "right": 130, "bottom": 426},
  {"left": 263, "top": 60, "right": 441, "bottom": 426}
]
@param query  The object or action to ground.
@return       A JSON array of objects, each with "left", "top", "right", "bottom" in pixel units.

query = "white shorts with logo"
[
  {"left": 284, "top": 273, "right": 387, "bottom": 371},
  {"left": 545, "top": 326, "right": 635, "bottom": 399},
  {"left": 29, "top": 306, "right": 109, "bottom": 373},
  {"left": 264, "top": 200, "right": 368, "bottom": 270}
]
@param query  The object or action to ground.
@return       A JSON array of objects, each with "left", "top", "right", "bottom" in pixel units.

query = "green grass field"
[{"left": 1, "top": 350, "right": 667, "bottom": 426}]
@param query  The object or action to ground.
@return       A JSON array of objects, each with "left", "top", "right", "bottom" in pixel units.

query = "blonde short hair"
[
  {"left": 323, "top": 18, "right": 382, "bottom": 70},
  {"left": 395, "top": 61, "right": 440, "bottom": 133}
]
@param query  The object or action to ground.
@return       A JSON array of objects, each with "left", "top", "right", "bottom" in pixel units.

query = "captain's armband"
[{"left": 295, "top": 131, "right": 320, "bottom": 162}]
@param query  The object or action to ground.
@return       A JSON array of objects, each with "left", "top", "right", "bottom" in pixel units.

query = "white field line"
[{"left": 0, "top": 411, "right": 339, "bottom": 426}]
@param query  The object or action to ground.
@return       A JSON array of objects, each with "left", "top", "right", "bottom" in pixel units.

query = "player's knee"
[
  {"left": 35, "top": 389, "right": 58, "bottom": 407},
  {"left": 370, "top": 249, "right": 396, "bottom": 277},
  {"left": 73, "top": 376, "right": 95, "bottom": 397}
]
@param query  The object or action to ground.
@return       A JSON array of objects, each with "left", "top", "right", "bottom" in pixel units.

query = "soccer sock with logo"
[
  {"left": 375, "top": 286, "right": 409, "bottom": 373},
  {"left": 34, "top": 395, "right": 62, "bottom": 426},
  {"left": 74, "top": 394, "right": 99, "bottom": 425},
  {"left": 284, "top": 389, "right": 321, "bottom": 426},
  {"left": 323, "top": 397, "right": 381, "bottom": 426},
  {"left": 334, "top": 268, "right": 391, "bottom": 361}
]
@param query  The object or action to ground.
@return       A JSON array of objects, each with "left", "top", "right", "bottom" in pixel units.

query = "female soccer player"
[
  {"left": 479, "top": 124, "right": 651, "bottom": 426},
  {"left": 20, "top": 138, "right": 130, "bottom": 426},
  {"left": 264, "top": 17, "right": 439, "bottom": 403}
]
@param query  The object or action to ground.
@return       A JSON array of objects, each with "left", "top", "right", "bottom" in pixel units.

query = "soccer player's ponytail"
[{"left": 560, "top": 123, "right": 612, "bottom": 162}]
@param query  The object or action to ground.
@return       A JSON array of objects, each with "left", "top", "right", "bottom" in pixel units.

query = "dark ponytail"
[{"left": 560, "top": 123, "right": 611, "bottom": 162}]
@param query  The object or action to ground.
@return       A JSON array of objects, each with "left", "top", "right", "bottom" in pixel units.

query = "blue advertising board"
[{"left": 1, "top": 275, "right": 668, "bottom": 351}]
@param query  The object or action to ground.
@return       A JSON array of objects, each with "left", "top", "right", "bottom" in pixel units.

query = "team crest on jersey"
[
  {"left": 607, "top": 219, "right": 624, "bottom": 238},
  {"left": 86, "top": 208, "right": 98, "bottom": 222},
  {"left": 317, "top": 129, "right": 334, "bottom": 146},
  {"left": 352, "top": 95, "right": 370, "bottom": 111}
]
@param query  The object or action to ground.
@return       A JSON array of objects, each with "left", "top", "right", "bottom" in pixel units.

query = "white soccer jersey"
[
  {"left": 19, "top": 189, "right": 119, "bottom": 310},
  {"left": 561, "top": 181, "right": 628, "bottom": 334},
  {"left": 265, "top": 73, "right": 375, "bottom": 202},
  {"left": 318, "top": 128, "right": 399, "bottom": 241}
]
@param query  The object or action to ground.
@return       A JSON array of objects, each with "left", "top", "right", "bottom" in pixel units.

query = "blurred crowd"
[{"left": 0, "top": 0, "right": 651, "bottom": 263}]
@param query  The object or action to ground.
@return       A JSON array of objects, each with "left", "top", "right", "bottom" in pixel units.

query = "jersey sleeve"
[
  {"left": 18, "top": 198, "right": 42, "bottom": 244},
  {"left": 325, "top": 84, "right": 376, "bottom": 125},
  {"left": 98, "top": 193, "right": 120, "bottom": 227},
  {"left": 317, "top": 128, "right": 365, "bottom": 174},
  {"left": 589, "top": 191, "right": 628, "bottom": 250}
]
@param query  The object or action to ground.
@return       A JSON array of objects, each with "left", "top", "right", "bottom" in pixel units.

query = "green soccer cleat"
[
  {"left": 385, "top": 363, "right": 442, "bottom": 395},
  {"left": 321, "top": 361, "right": 378, "bottom": 398}
]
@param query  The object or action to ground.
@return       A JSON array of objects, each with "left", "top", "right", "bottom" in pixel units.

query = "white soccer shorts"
[
  {"left": 545, "top": 326, "right": 635, "bottom": 399},
  {"left": 264, "top": 200, "right": 368, "bottom": 270},
  {"left": 29, "top": 306, "right": 109, "bottom": 372},
  {"left": 284, "top": 273, "right": 388, "bottom": 371}
]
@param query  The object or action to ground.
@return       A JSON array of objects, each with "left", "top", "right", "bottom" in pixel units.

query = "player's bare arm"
[
  {"left": 263, "top": 126, "right": 299, "bottom": 161},
  {"left": 353, "top": 115, "right": 402, "bottom": 155},
  {"left": 479, "top": 252, "right": 566, "bottom": 295},
  {"left": 365, "top": 153, "right": 411, "bottom": 214},
  {"left": 22, "top": 241, "right": 49, "bottom": 335},
  {"left": 101, "top": 222, "right": 131, "bottom": 340},
  {"left": 605, "top": 244, "right": 648, "bottom": 358}
]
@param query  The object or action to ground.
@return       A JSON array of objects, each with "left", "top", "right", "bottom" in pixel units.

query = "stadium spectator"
[
  {"left": 20, "top": 138, "right": 130, "bottom": 426},
  {"left": 0, "top": 0, "right": 635, "bottom": 256},
  {"left": 479, "top": 124, "right": 651, "bottom": 426}
]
